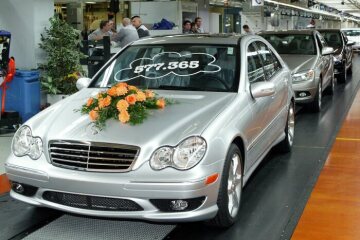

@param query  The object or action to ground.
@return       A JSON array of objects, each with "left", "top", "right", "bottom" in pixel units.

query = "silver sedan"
[
  {"left": 5, "top": 34, "right": 294, "bottom": 228},
  {"left": 261, "top": 30, "right": 335, "bottom": 112}
]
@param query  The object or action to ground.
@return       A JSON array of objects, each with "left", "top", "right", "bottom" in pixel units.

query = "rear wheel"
[
  {"left": 209, "top": 144, "right": 243, "bottom": 228},
  {"left": 308, "top": 80, "right": 322, "bottom": 112},
  {"left": 277, "top": 102, "right": 295, "bottom": 153}
]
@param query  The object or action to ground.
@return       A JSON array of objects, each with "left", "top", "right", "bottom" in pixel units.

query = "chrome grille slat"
[
  {"left": 49, "top": 140, "right": 140, "bottom": 172},
  {"left": 87, "top": 162, "right": 130, "bottom": 167},
  {"left": 51, "top": 153, "right": 89, "bottom": 159},
  {"left": 51, "top": 158, "right": 88, "bottom": 164}
]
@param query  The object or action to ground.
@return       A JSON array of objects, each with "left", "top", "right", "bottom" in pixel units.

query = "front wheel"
[
  {"left": 338, "top": 62, "right": 347, "bottom": 83},
  {"left": 308, "top": 80, "right": 322, "bottom": 112},
  {"left": 277, "top": 102, "right": 295, "bottom": 153},
  {"left": 326, "top": 72, "right": 335, "bottom": 95},
  {"left": 209, "top": 144, "right": 243, "bottom": 228}
]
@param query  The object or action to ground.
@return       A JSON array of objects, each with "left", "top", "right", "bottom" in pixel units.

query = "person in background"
[
  {"left": 113, "top": 18, "right": 139, "bottom": 48},
  {"left": 194, "top": 17, "right": 204, "bottom": 33},
  {"left": 131, "top": 16, "right": 150, "bottom": 38},
  {"left": 242, "top": 25, "right": 254, "bottom": 35},
  {"left": 307, "top": 19, "right": 316, "bottom": 29},
  {"left": 88, "top": 20, "right": 112, "bottom": 41},
  {"left": 108, "top": 18, "right": 117, "bottom": 35},
  {"left": 183, "top": 20, "right": 192, "bottom": 34}
]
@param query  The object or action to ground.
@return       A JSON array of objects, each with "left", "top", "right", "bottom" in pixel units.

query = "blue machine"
[{"left": 0, "top": 30, "right": 22, "bottom": 129}]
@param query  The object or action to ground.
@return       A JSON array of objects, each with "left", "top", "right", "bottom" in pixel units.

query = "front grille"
[
  {"left": 43, "top": 191, "right": 143, "bottom": 211},
  {"left": 49, "top": 140, "right": 140, "bottom": 172}
]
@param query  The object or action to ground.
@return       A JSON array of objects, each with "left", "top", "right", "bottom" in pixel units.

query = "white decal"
[{"left": 114, "top": 52, "right": 221, "bottom": 82}]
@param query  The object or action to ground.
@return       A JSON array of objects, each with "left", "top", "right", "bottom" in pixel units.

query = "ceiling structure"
[
  {"left": 316, "top": 0, "right": 360, "bottom": 17},
  {"left": 53, "top": 0, "right": 360, "bottom": 21}
]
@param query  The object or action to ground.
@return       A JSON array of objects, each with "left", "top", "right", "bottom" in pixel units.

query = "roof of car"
[
  {"left": 259, "top": 29, "right": 316, "bottom": 35},
  {"left": 131, "top": 33, "right": 245, "bottom": 46}
]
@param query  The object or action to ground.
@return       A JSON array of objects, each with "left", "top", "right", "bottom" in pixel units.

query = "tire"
[
  {"left": 308, "top": 80, "right": 322, "bottom": 112},
  {"left": 209, "top": 144, "right": 243, "bottom": 228},
  {"left": 338, "top": 62, "right": 347, "bottom": 83},
  {"left": 348, "top": 62, "right": 352, "bottom": 74},
  {"left": 277, "top": 102, "right": 295, "bottom": 153},
  {"left": 326, "top": 72, "right": 335, "bottom": 95}
]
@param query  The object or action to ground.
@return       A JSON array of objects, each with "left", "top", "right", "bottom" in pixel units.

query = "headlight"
[
  {"left": 292, "top": 70, "right": 315, "bottom": 82},
  {"left": 12, "top": 125, "right": 43, "bottom": 160},
  {"left": 150, "top": 136, "right": 207, "bottom": 170},
  {"left": 333, "top": 55, "right": 342, "bottom": 63}
]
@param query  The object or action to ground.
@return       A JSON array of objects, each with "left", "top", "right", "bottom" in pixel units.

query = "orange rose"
[
  {"left": 118, "top": 110, "right": 130, "bottom": 123},
  {"left": 116, "top": 86, "right": 128, "bottom": 96},
  {"left": 128, "top": 85, "right": 138, "bottom": 92},
  {"left": 116, "top": 99, "right": 129, "bottom": 112},
  {"left": 86, "top": 98, "right": 93, "bottom": 107},
  {"left": 98, "top": 96, "right": 111, "bottom": 109},
  {"left": 136, "top": 91, "right": 146, "bottom": 102},
  {"left": 89, "top": 109, "right": 99, "bottom": 121},
  {"left": 107, "top": 87, "right": 118, "bottom": 97},
  {"left": 125, "top": 94, "right": 137, "bottom": 105},
  {"left": 156, "top": 98, "right": 166, "bottom": 109},
  {"left": 145, "top": 90, "right": 155, "bottom": 99},
  {"left": 116, "top": 82, "right": 128, "bottom": 88}
]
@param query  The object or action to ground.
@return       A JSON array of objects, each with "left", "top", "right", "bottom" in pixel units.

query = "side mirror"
[
  {"left": 250, "top": 81, "right": 275, "bottom": 99},
  {"left": 347, "top": 41, "right": 355, "bottom": 46},
  {"left": 322, "top": 46, "right": 334, "bottom": 55},
  {"left": 76, "top": 77, "right": 91, "bottom": 90}
]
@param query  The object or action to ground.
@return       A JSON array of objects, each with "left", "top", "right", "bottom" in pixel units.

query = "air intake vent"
[{"left": 43, "top": 191, "right": 143, "bottom": 211}]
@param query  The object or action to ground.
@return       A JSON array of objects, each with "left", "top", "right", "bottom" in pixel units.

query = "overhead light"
[{"left": 86, "top": 1, "right": 96, "bottom": 4}]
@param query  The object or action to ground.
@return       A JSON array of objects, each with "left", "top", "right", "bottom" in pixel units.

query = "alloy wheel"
[
  {"left": 287, "top": 104, "right": 295, "bottom": 147},
  {"left": 227, "top": 153, "right": 242, "bottom": 218},
  {"left": 318, "top": 81, "right": 322, "bottom": 110}
]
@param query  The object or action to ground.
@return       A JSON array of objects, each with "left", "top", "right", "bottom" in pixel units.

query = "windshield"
[
  {"left": 261, "top": 34, "right": 316, "bottom": 55},
  {"left": 89, "top": 44, "right": 239, "bottom": 92},
  {"left": 320, "top": 32, "right": 343, "bottom": 49},
  {"left": 343, "top": 30, "right": 360, "bottom": 37}
]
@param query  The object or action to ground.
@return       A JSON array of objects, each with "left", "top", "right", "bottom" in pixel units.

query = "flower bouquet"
[{"left": 80, "top": 82, "right": 168, "bottom": 128}]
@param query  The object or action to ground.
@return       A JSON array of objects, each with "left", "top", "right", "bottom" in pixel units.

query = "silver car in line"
[
  {"left": 5, "top": 34, "right": 294, "bottom": 228},
  {"left": 260, "top": 30, "right": 335, "bottom": 112}
]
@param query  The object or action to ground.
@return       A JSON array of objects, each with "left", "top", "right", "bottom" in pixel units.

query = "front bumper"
[
  {"left": 5, "top": 154, "right": 222, "bottom": 222},
  {"left": 292, "top": 79, "right": 318, "bottom": 104}
]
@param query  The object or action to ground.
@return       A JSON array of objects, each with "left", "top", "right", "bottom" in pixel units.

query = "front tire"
[
  {"left": 277, "top": 102, "right": 295, "bottom": 153},
  {"left": 308, "top": 80, "right": 322, "bottom": 112},
  {"left": 209, "top": 144, "right": 243, "bottom": 228},
  {"left": 338, "top": 62, "right": 347, "bottom": 83},
  {"left": 326, "top": 72, "right": 335, "bottom": 95}
]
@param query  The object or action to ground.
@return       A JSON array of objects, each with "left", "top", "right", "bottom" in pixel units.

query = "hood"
[
  {"left": 280, "top": 54, "right": 317, "bottom": 73},
  {"left": 28, "top": 89, "right": 236, "bottom": 148}
]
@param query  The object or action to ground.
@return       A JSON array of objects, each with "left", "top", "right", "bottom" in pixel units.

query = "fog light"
[
  {"left": 150, "top": 197, "right": 205, "bottom": 212},
  {"left": 12, "top": 182, "right": 24, "bottom": 194},
  {"left": 299, "top": 92, "right": 307, "bottom": 97},
  {"left": 10, "top": 182, "right": 38, "bottom": 196},
  {"left": 170, "top": 200, "right": 188, "bottom": 211}
]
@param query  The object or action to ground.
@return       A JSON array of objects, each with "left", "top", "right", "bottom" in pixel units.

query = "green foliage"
[{"left": 39, "top": 16, "right": 86, "bottom": 95}]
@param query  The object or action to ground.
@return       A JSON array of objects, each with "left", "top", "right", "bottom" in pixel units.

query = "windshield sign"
[{"left": 90, "top": 45, "right": 238, "bottom": 92}]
